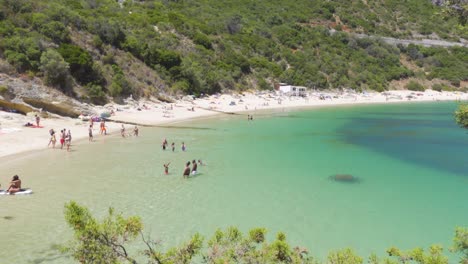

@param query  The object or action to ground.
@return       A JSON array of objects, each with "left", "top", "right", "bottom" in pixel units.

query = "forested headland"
[{"left": 1, "top": 0, "right": 468, "bottom": 104}]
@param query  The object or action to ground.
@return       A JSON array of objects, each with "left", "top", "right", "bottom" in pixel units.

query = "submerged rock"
[{"left": 330, "top": 174, "right": 359, "bottom": 183}]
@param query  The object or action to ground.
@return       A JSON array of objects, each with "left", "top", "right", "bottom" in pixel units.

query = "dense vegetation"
[
  {"left": 455, "top": 104, "right": 468, "bottom": 128},
  {"left": 0, "top": 0, "right": 467, "bottom": 103},
  {"left": 63, "top": 201, "right": 467, "bottom": 264}
]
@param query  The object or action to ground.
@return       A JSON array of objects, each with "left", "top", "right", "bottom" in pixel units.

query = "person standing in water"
[
  {"left": 181, "top": 142, "right": 186, "bottom": 151},
  {"left": 164, "top": 162, "right": 170, "bottom": 175},
  {"left": 100, "top": 120, "right": 106, "bottom": 135},
  {"left": 121, "top": 124, "right": 126, "bottom": 138},
  {"left": 133, "top": 126, "right": 139, "bottom": 136},
  {"left": 191, "top": 160, "right": 198, "bottom": 175},
  {"left": 171, "top": 142, "right": 175, "bottom": 152},
  {"left": 183, "top": 161, "right": 191, "bottom": 178},
  {"left": 162, "top": 138, "right": 168, "bottom": 150}
]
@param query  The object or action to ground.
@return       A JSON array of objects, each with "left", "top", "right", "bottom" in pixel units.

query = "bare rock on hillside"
[{"left": 0, "top": 73, "right": 93, "bottom": 117}]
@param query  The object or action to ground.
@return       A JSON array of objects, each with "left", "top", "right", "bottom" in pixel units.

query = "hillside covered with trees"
[{"left": 1, "top": 0, "right": 468, "bottom": 104}]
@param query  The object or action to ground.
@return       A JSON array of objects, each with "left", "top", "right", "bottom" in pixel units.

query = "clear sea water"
[{"left": 0, "top": 102, "right": 467, "bottom": 263}]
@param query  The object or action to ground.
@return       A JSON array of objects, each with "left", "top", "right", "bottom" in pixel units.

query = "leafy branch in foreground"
[
  {"left": 454, "top": 104, "right": 468, "bottom": 128},
  {"left": 63, "top": 201, "right": 468, "bottom": 264}
]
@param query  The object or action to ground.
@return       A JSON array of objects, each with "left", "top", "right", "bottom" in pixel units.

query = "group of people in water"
[
  {"left": 48, "top": 128, "right": 72, "bottom": 151},
  {"left": 0, "top": 175, "right": 22, "bottom": 194},
  {"left": 161, "top": 138, "right": 185, "bottom": 152},
  {"left": 160, "top": 138, "right": 204, "bottom": 178}
]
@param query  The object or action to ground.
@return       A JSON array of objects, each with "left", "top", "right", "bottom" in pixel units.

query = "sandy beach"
[{"left": 1, "top": 89, "right": 466, "bottom": 158}]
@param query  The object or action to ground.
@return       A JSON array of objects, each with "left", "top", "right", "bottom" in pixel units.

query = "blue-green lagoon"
[{"left": 0, "top": 102, "right": 467, "bottom": 263}]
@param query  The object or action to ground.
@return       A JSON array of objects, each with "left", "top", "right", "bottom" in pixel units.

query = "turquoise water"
[{"left": 0, "top": 102, "right": 467, "bottom": 263}]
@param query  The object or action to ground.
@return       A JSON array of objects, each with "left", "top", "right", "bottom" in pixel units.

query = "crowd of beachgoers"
[{"left": 1, "top": 89, "right": 467, "bottom": 161}]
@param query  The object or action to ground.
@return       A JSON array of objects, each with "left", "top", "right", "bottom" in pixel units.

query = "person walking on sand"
[
  {"left": 67, "top": 129, "right": 72, "bottom": 144},
  {"left": 191, "top": 160, "right": 198, "bottom": 175},
  {"left": 171, "top": 142, "right": 175, "bottom": 152},
  {"left": 60, "top": 129, "right": 66, "bottom": 149},
  {"left": 121, "top": 124, "right": 126, "bottom": 138},
  {"left": 100, "top": 120, "right": 106, "bottom": 135},
  {"left": 35, "top": 114, "right": 40, "bottom": 127},
  {"left": 164, "top": 162, "right": 170, "bottom": 175},
  {"left": 47, "top": 129, "right": 55, "bottom": 147},
  {"left": 181, "top": 142, "right": 186, "bottom": 151},
  {"left": 133, "top": 126, "right": 139, "bottom": 137},
  {"left": 51, "top": 133, "right": 57, "bottom": 148},
  {"left": 65, "top": 130, "right": 71, "bottom": 151},
  {"left": 183, "top": 161, "right": 191, "bottom": 178},
  {"left": 88, "top": 125, "right": 93, "bottom": 142}
]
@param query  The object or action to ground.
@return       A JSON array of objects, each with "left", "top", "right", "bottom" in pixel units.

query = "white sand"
[{"left": 0, "top": 90, "right": 466, "bottom": 158}]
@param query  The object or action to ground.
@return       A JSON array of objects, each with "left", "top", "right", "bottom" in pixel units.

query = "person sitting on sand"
[
  {"left": 191, "top": 160, "right": 198, "bottom": 175},
  {"left": 183, "top": 161, "right": 191, "bottom": 178},
  {"left": 164, "top": 162, "right": 170, "bottom": 175},
  {"left": 6, "top": 175, "right": 21, "bottom": 194}
]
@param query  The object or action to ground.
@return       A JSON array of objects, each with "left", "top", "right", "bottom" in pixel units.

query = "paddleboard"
[{"left": 0, "top": 189, "right": 33, "bottom": 195}]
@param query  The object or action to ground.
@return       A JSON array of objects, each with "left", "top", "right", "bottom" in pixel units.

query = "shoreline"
[{"left": 1, "top": 89, "right": 466, "bottom": 159}]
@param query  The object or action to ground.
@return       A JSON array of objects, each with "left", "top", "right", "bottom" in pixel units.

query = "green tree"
[
  {"left": 452, "top": 227, "right": 468, "bottom": 263},
  {"left": 63, "top": 201, "right": 142, "bottom": 263},
  {"left": 58, "top": 44, "right": 101, "bottom": 85},
  {"left": 454, "top": 104, "right": 468, "bottom": 129},
  {"left": 39, "top": 49, "right": 70, "bottom": 91},
  {"left": 86, "top": 84, "right": 107, "bottom": 105}
]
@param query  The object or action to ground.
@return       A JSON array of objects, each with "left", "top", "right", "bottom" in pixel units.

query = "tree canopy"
[
  {"left": 0, "top": 0, "right": 467, "bottom": 102},
  {"left": 63, "top": 201, "right": 468, "bottom": 264}
]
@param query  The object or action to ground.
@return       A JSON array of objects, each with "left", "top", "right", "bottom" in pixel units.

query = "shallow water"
[{"left": 0, "top": 102, "right": 467, "bottom": 263}]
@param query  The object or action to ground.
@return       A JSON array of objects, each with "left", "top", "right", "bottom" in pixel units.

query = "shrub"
[
  {"left": 86, "top": 84, "right": 107, "bottom": 105},
  {"left": 455, "top": 104, "right": 468, "bottom": 129},
  {"left": 405, "top": 80, "right": 425, "bottom": 91},
  {"left": 193, "top": 32, "right": 212, "bottom": 49},
  {"left": 0, "top": 85, "right": 8, "bottom": 95},
  {"left": 39, "top": 49, "right": 71, "bottom": 91},
  {"left": 432, "top": 83, "right": 443, "bottom": 92}
]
